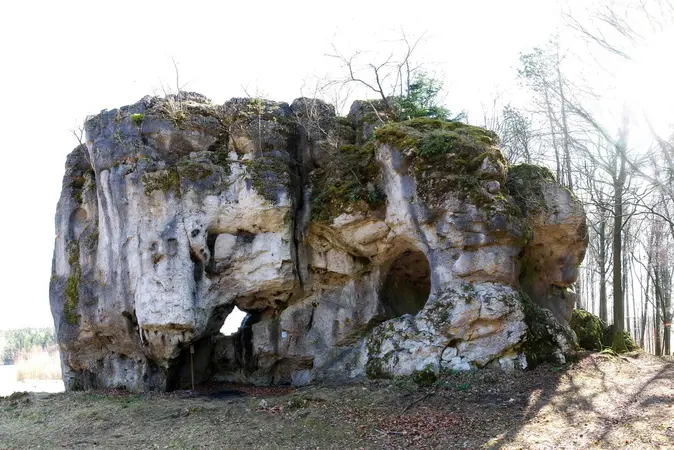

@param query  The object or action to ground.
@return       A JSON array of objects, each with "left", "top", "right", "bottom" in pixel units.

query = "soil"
[{"left": 1, "top": 352, "right": 672, "bottom": 449}]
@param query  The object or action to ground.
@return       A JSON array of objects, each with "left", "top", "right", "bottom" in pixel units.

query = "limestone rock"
[
  {"left": 507, "top": 164, "right": 588, "bottom": 326},
  {"left": 50, "top": 94, "right": 588, "bottom": 391}
]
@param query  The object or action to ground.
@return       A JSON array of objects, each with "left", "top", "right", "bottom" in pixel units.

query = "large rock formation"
[{"left": 50, "top": 93, "right": 587, "bottom": 391}]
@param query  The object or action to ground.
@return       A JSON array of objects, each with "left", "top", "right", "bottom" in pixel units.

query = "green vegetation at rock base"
[
  {"left": 569, "top": 309, "right": 638, "bottom": 353},
  {"left": 411, "top": 365, "right": 438, "bottom": 387},
  {"left": 570, "top": 309, "right": 605, "bottom": 351},
  {"left": 519, "top": 291, "right": 564, "bottom": 367},
  {"left": 606, "top": 324, "right": 638, "bottom": 353}
]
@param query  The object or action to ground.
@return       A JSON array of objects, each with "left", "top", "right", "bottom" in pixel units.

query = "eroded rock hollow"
[{"left": 50, "top": 93, "right": 587, "bottom": 391}]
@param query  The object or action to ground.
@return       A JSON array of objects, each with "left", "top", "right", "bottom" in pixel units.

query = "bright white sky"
[{"left": 0, "top": 0, "right": 671, "bottom": 329}]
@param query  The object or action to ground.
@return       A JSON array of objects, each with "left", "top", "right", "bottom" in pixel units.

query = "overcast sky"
[{"left": 0, "top": 0, "right": 670, "bottom": 329}]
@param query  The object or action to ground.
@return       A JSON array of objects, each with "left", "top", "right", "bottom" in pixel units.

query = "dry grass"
[
  {"left": 14, "top": 346, "right": 61, "bottom": 381},
  {"left": 1, "top": 353, "right": 672, "bottom": 449}
]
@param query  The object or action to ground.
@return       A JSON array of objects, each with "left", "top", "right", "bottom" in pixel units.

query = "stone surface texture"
[{"left": 50, "top": 93, "right": 588, "bottom": 391}]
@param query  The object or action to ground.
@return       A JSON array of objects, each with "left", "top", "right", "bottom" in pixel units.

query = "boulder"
[{"left": 50, "top": 95, "right": 588, "bottom": 391}]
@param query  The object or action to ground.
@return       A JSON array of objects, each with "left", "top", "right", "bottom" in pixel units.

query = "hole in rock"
[
  {"left": 166, "top": 306, "right": 259, "bottom": 391},
  {"left": 220, "top": 306, "right": 248, "bottom": 336},
  {"left": 381, "top": 250, "right": 431, "bottom": 317}
]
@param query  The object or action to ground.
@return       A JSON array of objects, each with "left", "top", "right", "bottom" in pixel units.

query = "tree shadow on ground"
[{"left": 480, "top": 352, "right": 674, "bottom": 449}]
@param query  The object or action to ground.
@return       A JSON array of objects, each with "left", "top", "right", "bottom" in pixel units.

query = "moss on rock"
[
  {"left": 310, "top": 142, "right": 385, "bottom": 223},
  {"left": 364, "top": 323, "right": 397, "bottom": 379},
  {"left": 176, "top": 160, "right": 214, "bottom": 182},
  {"left": 506, "top": 164, "right": 556, "bottom": 216},
  {"left": 519, "top": 291, "right": 564, "bottom": 367},
  {"left": 64, "top": 241, "right": 81, "bottom": 325},
  {"left": 248, "top": 153, "right": 292, "bottom": 203},
  {"left": 570, "top": 309, "right": 606, "bottom": 351},
  {"left": 375, "top": 118, "right": 506, "bottom": 210},
  {"left": 412, "top": 366, "right": 437, "bottom": 387},
  {"left": 141, "top": 168, "right": 181, "bottom": 196},
  {"left": 605, "top": 325, "right": 638, "bottom": 353}
]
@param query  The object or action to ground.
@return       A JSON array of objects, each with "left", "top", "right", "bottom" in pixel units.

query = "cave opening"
[
  {"left": 166, "top": 304, "right": 258, "bottom": 391},
  {"left": 220, "top": 306, "right": 248, "bottom": 336},
  {"left": 381, "top": 250, "right": 431, "bottom": 318}
]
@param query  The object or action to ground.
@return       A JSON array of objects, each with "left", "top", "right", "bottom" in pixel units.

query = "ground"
[{"left": 1, "top": 352, "right": 672, "bottom": 449}]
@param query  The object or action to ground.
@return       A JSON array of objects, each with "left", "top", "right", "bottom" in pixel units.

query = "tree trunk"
[
  {"left": 639, "top": 271, "right": 648, "bottom": 348},
  {"left": 624, "top": 232, "right": 631, "bottom": 336},
  {"left": 555, "top": 48, "right": 573, "bottom": 191},
  {"left": 655, "top": 291, "right": 662, "bottom": 356},
  {"left": 599, "top": 220, "right": 608, "bottom": 322},
  {"left": 611, "top": 151, "right": 627, "bottom": 351},
  {"left": 543, "top": 86, "right": 562, "bottom": 182}
]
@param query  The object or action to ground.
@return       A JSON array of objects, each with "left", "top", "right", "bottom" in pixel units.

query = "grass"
[
  {"left": 14, "top": 346, "right": 61, "bottom": 381},
  {"left": 1, "top": 353, "right": 672, "bottom": 449}
]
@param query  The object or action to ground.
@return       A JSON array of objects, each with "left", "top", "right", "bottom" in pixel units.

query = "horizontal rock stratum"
[{"left": 50, "top": 93, "right": 588, "bottom": 391}]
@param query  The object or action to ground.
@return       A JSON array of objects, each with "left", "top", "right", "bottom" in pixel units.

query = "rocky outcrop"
[{"left": 50, "top": 93, "right": 588, "bottom": 391}]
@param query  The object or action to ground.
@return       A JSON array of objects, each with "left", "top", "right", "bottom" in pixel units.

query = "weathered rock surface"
[{"left": 50, "top": 93, "right": 588, "bottom": 391}]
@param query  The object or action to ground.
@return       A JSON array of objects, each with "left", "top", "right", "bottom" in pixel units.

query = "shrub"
[
  {"left": 14, "top": 346, "right": 61, "bottom": 381},
  {"left": 130, "top": 113, "right": 145, "bottom": 126}
]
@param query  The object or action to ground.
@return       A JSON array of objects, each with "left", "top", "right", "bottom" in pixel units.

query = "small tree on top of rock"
[{"left": 328, "top": 29, "right": 462, "bottom": 122}]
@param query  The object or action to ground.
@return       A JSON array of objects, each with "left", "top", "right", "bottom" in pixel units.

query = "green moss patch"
[
  {"left": 570, "top": 309, "right": 605, "bottom": 351},
  {"left": 141, "top": 168, "right": 181, "bottom": 196},
  {"left": 310, "top": 142, "right": 385, "bottom": 223},
  {"left": 519, "top": 291, "right": 563, "bottom": 367},
  {"left": 176, "top": 160, "right": 214, "bottom": 182},
  {"left": 64, "top": 242, "right": 81, "bottom": 325},
  {"left": 364, "top": 322, "right": 397, "bottom": 379},
  {"left": 375, "top": 118, "right": 506, "bottom": 209},
  {"left": 412, "top": 366, "right": 437, "bottom": 387},
  {"left": 375, "top": 118, "right": 498, "bottom": 152},
  {"left": 506, "top": 164, "right": 556, "bottom": 216},
  {"left": 248, "top": 153, "right": 292, "bottom": 203},
  {"left": 605, "top": 325, "right": 638, "bottom": 353}
]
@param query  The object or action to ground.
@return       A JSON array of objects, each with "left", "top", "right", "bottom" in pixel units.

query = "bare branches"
[
  {"left": 70, "top": 124, "right": 92, "bottom": 169},
  {"left": 327, "top": 29, "right": 429, "bottom": 114}
]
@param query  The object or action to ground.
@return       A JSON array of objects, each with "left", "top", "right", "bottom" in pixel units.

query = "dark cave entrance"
[
  {"left": 381, "top": 250, "right": 431, "bottom": 318},
  {"left": 165, "top": 304, "right": 258, "bottom": 391}
]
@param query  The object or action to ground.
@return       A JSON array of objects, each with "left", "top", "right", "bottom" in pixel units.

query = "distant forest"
[{"left": 0, "top": 328, "right": 56, "bottom": 364}]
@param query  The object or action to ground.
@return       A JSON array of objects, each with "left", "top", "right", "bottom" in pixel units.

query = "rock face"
[{"left": 50, "top": 93, "right": 588, "bottom": 391}]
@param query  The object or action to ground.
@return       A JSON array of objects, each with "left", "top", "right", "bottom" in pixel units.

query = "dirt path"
[{"left": 0, "top": 352, "right": 672, "bottom": 449}]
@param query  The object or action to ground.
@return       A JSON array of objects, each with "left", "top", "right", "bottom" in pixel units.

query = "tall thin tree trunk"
[
  {"left": 590, "top": 258, "right": 597, "bottom": 314},
  {"left": 555, "top": 46, "right": 573, "bottom": 191},
  {"left": 599, "top": 219, "right": 608, "bottom": 322},
  {"left": 639, "top": 271, "right": 648, "bottom": 348},
  {"left": 655, "top": 289, "right": 662, "bottom": 356},
  {"left": 624, "top": 232, "right": 631, "bottom": 336},
  {"left": 543, "top": 86, "right": 562, "bottom": 182},
  {"left": 611, "top": 151, "right": 627, "bottom": 350},
  {"left": 630, "top": 259, "right": 637, "bottom": 343}
]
